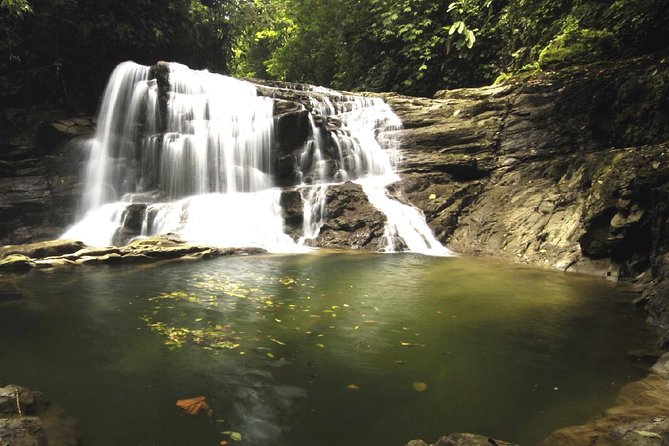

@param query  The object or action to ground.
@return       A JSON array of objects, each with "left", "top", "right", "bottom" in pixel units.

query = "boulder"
[
  {"left": 0, "top": 385, "right": 79, "bottom": 446},
  {"left": 0, "top": 254, "right": 35, "bottom": 271},
  {"left": 0, "top": 240, "right": 84, "bottom": 260},
  {"left": 312, "top": 182, "right": 387, "bottom": 251}
]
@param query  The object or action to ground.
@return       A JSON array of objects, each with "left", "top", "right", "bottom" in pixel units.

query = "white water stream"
[{"left": 63, "top": 62, "right": 451, "bottom": 256}]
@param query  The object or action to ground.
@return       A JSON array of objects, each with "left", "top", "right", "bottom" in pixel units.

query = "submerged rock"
[
  {"left": 541, "top": 353, "right": 669, "bottom": 445},
  {"left": 406, "top": 433, "right": 518, "bottom": 446},
  {"left": 0, "top": 385, "right": 80, "bottom": 446},
  {"left": 0, "top": 277, "right": 22, "bottom": 301}
]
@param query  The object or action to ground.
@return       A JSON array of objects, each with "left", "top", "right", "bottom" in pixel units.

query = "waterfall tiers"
[{"left": 62, "top": 61, "right": 450, "bottom": 256}]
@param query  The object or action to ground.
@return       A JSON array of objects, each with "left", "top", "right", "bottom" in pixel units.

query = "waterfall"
[
  {"left": 63, "top": 61, "right": 451, "bottom": 256},
  {"left": 63, "top": 61, "right": 296, "bottom": 251},
  {"left": 296, "top": 88, "right": 450, "bottom": 255}
]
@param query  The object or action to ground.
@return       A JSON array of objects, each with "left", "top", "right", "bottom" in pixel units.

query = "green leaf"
[
  {"left": 466, "top": 30, "right": 476, "bottom": 48},
  {"left": 458, "top": 21, "right": 465, "bottom": 34},
  {"left": 449, "top": 22, "right": 459, "bottom": 35}
]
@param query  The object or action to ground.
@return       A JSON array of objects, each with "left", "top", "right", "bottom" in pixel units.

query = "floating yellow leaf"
[
  {"left": 346, "top": 384, "right": 360, "bottom": 390},
  {"left": 269, "top": 337, "right": 285, "bottom": 345},
  {"left": 412, "top": 382, "right": 428, "bottom": 392},
  {"left": 315, "top": 343, "right": 325, "bottom": 349},
  {"left": 222, "top": 431, "right": 242, "bottom": 442}
]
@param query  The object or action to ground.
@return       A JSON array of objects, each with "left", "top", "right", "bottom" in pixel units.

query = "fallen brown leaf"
[{"left": 176, "top": 396, "right": 210, "bottom": 415}]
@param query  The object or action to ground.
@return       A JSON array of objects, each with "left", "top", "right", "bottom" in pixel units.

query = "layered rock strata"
[{"left": 0, "top": 236, "right": 265, "bottom": 271}]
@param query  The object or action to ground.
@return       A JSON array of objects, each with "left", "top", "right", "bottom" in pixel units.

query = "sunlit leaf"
[
  {"left": 634, "top": 431, "right": 663, "bottom": 439},
  {"left": 269, "top": 337, "right": 286, "bottom": 346},
  {"left": 412, "top": 382, "right": 428, "bottom": 392},
  {"left": 346, "top": 384, "right": 360, "bottom": 390},
  {"left": 222, "top": 431, "right": 243, "bottom": 441},
  {"left": 315, "top": 343, "right": 325, "bottom": 349}
]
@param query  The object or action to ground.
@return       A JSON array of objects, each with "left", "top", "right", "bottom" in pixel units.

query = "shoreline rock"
[
  {"left": 0, "top": 235, "right": 267, "bottom": 272},
  {"left": 0, "top": 385, "right": 80, "bottom": 446},
  {"left": 540, "top": 353, "right": 669, "bottom": 445}
]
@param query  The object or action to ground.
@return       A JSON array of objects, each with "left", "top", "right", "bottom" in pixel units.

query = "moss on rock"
[{"left": 539, "top": 27, "right": 615, "bottom": 69}]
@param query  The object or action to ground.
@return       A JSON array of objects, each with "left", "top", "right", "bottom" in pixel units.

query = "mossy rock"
[
  {"left": 0, "top": 254, "right": 35, "bottom": 271},
  {"left": 539, "top": 28, "right": 616, "bottom": 69}
]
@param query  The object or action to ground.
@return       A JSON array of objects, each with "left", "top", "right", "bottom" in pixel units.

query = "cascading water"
[
  {"left": 63, "top": 61, "right": 450, "bottom": 256},
  {"left": 294, "top": 87, "right": 450, "bottom": 255},
  {"left": 63, "top": 61, "right": 296, "bottom": 251}
]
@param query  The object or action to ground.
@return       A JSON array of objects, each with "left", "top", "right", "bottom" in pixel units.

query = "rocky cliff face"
[
  {"left": 0, "top": 110, "right": 91, "bottom": 245},
  {"left": 381, "top": 55, "right": 669, "bottom": 283}
]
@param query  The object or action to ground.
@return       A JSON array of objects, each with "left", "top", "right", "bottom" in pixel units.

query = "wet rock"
[
  {"left": 312, "top": 182, "right": 387, "bottom": 251},
  {"left": 112, "top": 204, "right": 147, "bottom": 246},
  {"left": 0, "top": 418, "right": 46, "bottom": 446},
  {"left": 379, "top": 56, "right": 669, "bottom": 282},
  {"left": 0, "top": 385, "right": 80, "bottom": 446},
  {"left": 0, "top": 239, "right": 84, "bottom": 259},
  {"left": 406, "top": 433, "right": 518, "bottom": 446},
  {"left": 0, "top": 236, "right": 268, "bottom": 271},
  {"left": 280, "top": 189, "right": 304, "bottom": 240},
  {"left": 37, "top": 117, "right": 94, "bottom": 149},
  {"left": 0, "top": 254, "right": 35, "bottom": 271}
]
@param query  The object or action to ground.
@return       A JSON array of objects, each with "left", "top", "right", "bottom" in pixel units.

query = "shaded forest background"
[{"left": 1, "top": 0, "right": 668, "bottom": 112}]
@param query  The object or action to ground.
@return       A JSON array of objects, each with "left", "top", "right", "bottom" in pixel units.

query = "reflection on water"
[{"left": 0, "top": 253, "right": 653, "bottom": 445}]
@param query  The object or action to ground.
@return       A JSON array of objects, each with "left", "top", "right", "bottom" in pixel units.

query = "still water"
[{"left": 0, "top": 253, "right": 653, "bottom": 445}]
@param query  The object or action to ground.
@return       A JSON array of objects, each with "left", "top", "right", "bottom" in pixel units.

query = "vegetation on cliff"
[{"left": 1, "top": 0, "right": 668, "bottom": 109}]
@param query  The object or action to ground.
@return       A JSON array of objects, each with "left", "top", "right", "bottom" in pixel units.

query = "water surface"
[{"left": 0, "top": 253, "right": 653, "bottom": 445}]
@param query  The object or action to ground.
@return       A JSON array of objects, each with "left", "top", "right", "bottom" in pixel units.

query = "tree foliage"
[
  {"left": 1, "top": 0, "right": 258, "bottom": 109},
  {"left": 1, "top": 0, "right": 667, "bottom": 107}
]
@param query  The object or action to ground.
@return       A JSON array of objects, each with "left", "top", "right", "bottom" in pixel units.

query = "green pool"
[{"left": 0, "top": 253, "right": 654, "bottom": 445}]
